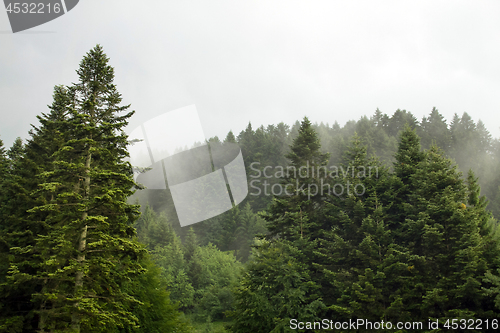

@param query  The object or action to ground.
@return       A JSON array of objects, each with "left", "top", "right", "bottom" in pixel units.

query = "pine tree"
[
  {"left": 0, "top": 87, "right": 73, "bottom": 332},
  {"left": 224, "top": 131, "right": 236, "bottom": 144},
  {"left": 230, "top": 117, "right": 329, "bottom": 331},
  {"left": 183, "top": 227, "right": 198, "bottom": 264},
  {"left": 17, "top": 45, "right": 145, "bottom": 332},
  {"left": 318, "top": 134, "right": 414, "bottom": 323},
  {"left": 0, "top": 137, "right": 8, "bottom": 212},
  {"left": 264, "top": 116, "right": 329, "bottom": 241},
  {"left": 1, "top": 45, "right": 190, "bottom": 332},
  {"left": 229, "top": 239, "right": 324, "bottom": 333}
]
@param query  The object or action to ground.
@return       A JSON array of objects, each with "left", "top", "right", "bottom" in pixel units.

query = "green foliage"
[
  {"left": 229, "top": 239, "right": 325, "bottom": 333},
  {"left": 134, "top": 206, "right": 195, "bottom": 311},
  {"left": 5, "top": 56, "right": 500, "bottom": 333},
  {"left": 231, "top": 118, "right": 330, "bottom": 331},
  {"left": 117, "top": 254, "right": 193, "bottom": 333},
  {"left": 151, "top": 237, "right": 195, "bottom": 310},
  {"left": 264, "top": 116, "right": 329, "bottom": 241},
  {"left": 133, "top": 205, "right": 243, "bottom": 323},
  {"left": 190, "top": 244, "right": 242, "bottom": 321},
  {"left": 0, "top": 46, "right": 188, "bottom": 333},
  {"left": 230, "top": 122, "right": 500, "bottom": 331}
]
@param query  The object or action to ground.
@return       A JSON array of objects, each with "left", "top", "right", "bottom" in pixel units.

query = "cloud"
[{"left": 1, "top": 0, "right": 500, "bottom": 148}]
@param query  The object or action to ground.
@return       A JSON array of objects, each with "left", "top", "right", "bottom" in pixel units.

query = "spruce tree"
[
  {"left": 229, "top": 239, "right": 324, "bottom": 333},
  {"left": 230, "top": 117, "right": 329, "bottom": 331},
  {"left": 6, "top": 137, "right": 23, "bottom": 162},
  {"left": 183, "top": 227, "right": 198, "bottom": 264},
  {"left": 0, "top": 87, "right": 73, "bottom": 332},
  {"left": 0, "top": 138, "right": 8, "bottom": 213},
  {"left": 1, "top": 45, "right": 188, "bottom": 332},
  {"left": 318, "top": 134, "right": 414, "bottom": 323},
  {"left": 389, "top": 127, "right": 500, "bottom": 321},
  {"left": 234, "top": 202, "right": 266, "bottom": 262},
  {"left": 9, "top": 45, "right": 144, "bottom": 332},
  {"left": 264, "top": 116, "right": 329, "bottom": 241},
  {"left": 419, "top": 107, "right": 451, "bottom": 152},
  {"left": 224, "top": 131, "right": 236, "bottom": 144}
]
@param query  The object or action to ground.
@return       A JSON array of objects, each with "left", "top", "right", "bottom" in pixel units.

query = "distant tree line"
[
  {"left": 2, "top": 44, "right": 500, "bottom": 333},
  {"left": 230, "top": 118, "right": 500, "bottom": 332}
]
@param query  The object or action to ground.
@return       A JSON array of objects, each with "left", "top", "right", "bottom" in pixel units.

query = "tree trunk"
[{"left": 71, "top": 150, "right": 91, "bottom": 332}]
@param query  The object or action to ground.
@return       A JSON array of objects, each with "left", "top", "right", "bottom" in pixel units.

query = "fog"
[{"left": 1, "top": 1, "right": 500, "bottom": 148}]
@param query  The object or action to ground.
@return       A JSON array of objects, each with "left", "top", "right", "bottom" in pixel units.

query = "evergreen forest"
[{"left": 2, "top": 45, "right": 500, "bottom": 332}]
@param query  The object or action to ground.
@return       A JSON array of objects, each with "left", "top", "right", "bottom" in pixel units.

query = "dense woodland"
[{"left": 1, "top": 46, "right": 500, "bottom": 332}]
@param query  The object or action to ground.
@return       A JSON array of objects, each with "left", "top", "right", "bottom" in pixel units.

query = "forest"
[{"left": 1, "top": 46, "right": 500, "bottom": 332}]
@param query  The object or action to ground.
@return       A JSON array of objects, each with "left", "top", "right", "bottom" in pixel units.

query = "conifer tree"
[
  {"left": 1, "top": 45, "right": 188, "bottom": 333},
  {"left": 0, "top": 138, "right": 12, "bottom": 330},
  {"left": 389, "top": 127, "right": 500, "bottom": 321},
  {"left": 0, "top": 138, "right": 8, "bottom": 212},
  {"left": 386, "top": 109, "right": 418, "bottom": 137},
  {"left": 6, "top": 137, "right": 23, "bottom": 162},
  {"left": 231, "top": 117, "right": 329, "bottom": 331},
  {"left": 264, "top": 116, "right": 329, "bottom": 241},
  {"left": 388, "top": 124, "right": 426, "bottom": 243},
  {"left": 183, "top": 227, "right": 198, "bottom": 264},
  {"left": 393, "top": 124, "right": 425, "bottom": 184},
  {"left": 0, "top": 87, "right": 73, "bottom": 332},
  {"left": 418, "top": 107, "right": 451, "bottom": 152},
  {"left": 318, "top": 134, "right": 414, "bottom": 323},
  {"left": 119, "top": 254, "right": 192, "bottom": 333},
  {"left": 229, "top": 239, "right": 324, "bottom": 333},
  {"left": 234, "top": 202, "right": 266, "bottom": 262},
  {"left": 12, "top": 45, "right": 145, "bottom": 332},
  {"left": 224, "top": 131, "right": 236, "bottom": 144}
]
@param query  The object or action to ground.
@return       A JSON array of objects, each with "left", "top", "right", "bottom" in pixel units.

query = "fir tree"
[
  {"left": 230, "top": 117, "right": 329, "bottom": 331},
  {"left": 6, "top": 137, "right": 23, "bottom": 162},
  {"left": 319, "top": 134, "right": 412, "bottom": 323},
  {"left": 0, "top": 87, "right": 73, "bottom": 332},
  {"left": 264, "top": 116, "right": 329, "bottom": 241},
  {"left": 229, "top": 239, "right": 324, "bottom": 333},
  {"left": 418, "top": 107, "right": 451, "bottom": 152},
  {"left": 1, "top": 45, "right": 187, "bottom": 332},
  {"left": 183, "top": 227, "right": 198, "bottom": 264},
  {"left": 24, "top": 45, "right": 145, "bottom": 332},
  {"left": 224, "top": 131, "right": 236, "bottom": 144}
]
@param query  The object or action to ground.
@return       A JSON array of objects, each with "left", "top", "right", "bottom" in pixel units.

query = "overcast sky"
[{"left": 1, "top": 1, "right": 500, "bottom": 149}]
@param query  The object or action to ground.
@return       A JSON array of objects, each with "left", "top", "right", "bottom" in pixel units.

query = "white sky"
[{"left": 1, "top": 1, "right": 500, "bottom": 149}]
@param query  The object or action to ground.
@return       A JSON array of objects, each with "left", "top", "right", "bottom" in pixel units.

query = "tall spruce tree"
[
  {"left": 231, "top": 117, "right": 329, "bottom": 332},
  {"left": 1, "top": 45, "right": 189, "bottom": 333},
  {"left": 264, "top": 116, "right": 329, "bottom": 241},
  {"left": 2, "top": 46, "right": 143, "bottom": 332},
  {"left": 317, "top": 134, "right": 415, "bottom": 324},
  {"left": 389, "top": 127, "right": 500, "bottom": 322}
]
